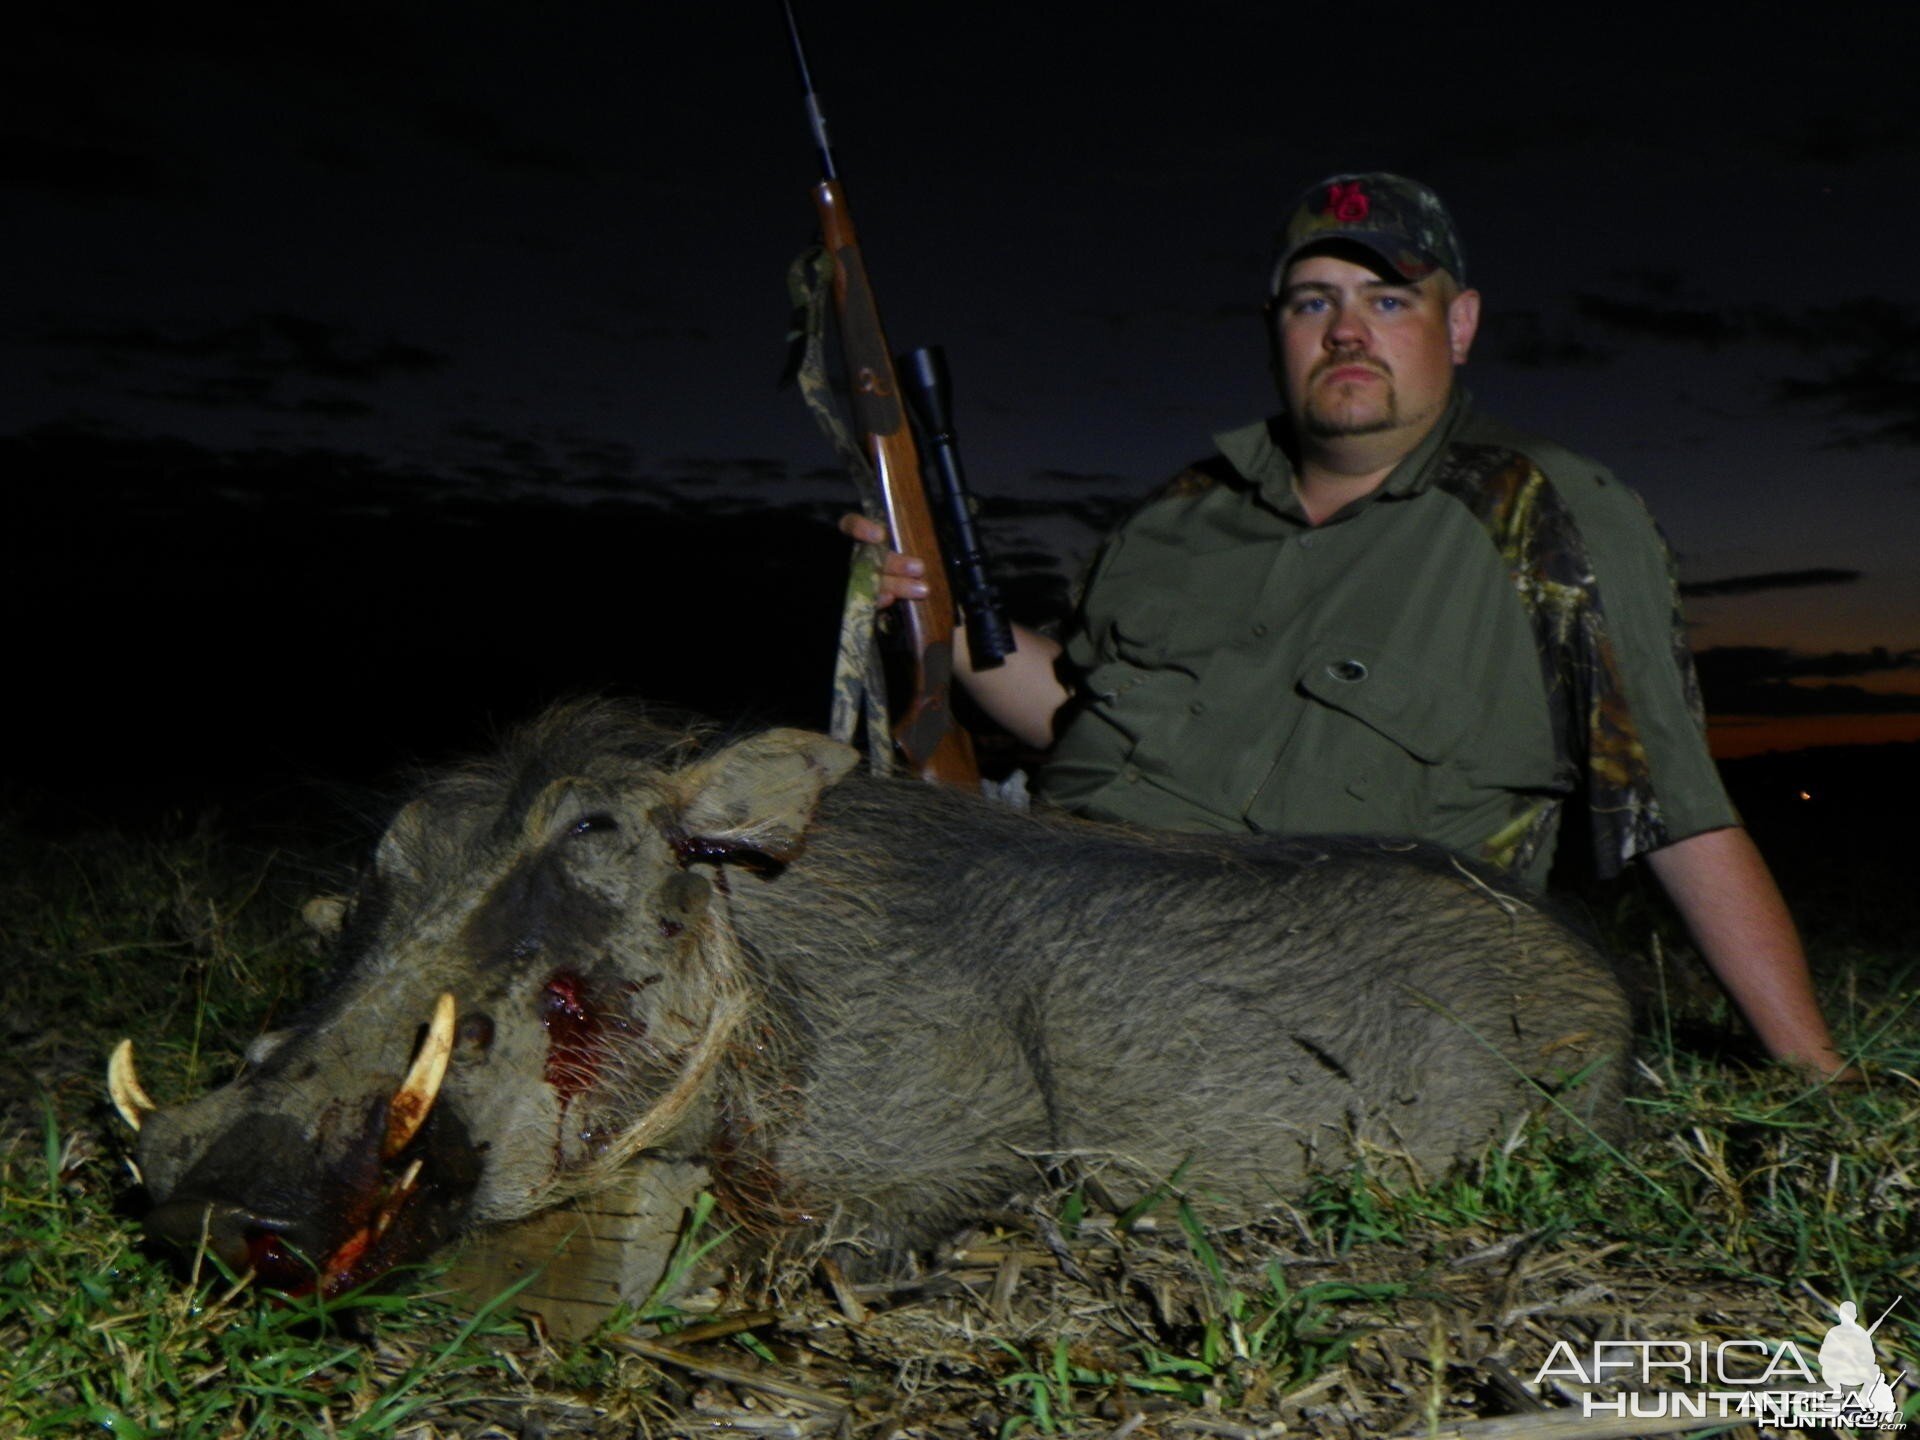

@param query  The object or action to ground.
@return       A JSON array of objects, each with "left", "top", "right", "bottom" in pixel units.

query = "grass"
[
  {"left": 2, "top": 1106, "right": 522, "bottom": 1437},
  {"left": 2, "top": 809, "right": 1916, "bottom": 1437}
]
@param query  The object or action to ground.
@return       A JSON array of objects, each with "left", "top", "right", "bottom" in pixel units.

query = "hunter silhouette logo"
[
  {"left": 1820, "top": 1298, "right": 1904, "bottom": 1421},
  {"left": 1533, "top": 1292, "right": 1909, "bottom": 1428}
]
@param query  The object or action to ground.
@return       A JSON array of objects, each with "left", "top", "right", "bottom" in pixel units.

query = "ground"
[{"left": 1, "top": 768, "right": 1915, "bottom": 1439}]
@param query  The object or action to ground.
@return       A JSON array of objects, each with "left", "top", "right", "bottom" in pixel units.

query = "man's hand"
[
  {"left": 835, "top": 511, "right": 1070, "bottom": 749},
  {"left": 839, "top": 513, "right": 929, "bottom": 607}
]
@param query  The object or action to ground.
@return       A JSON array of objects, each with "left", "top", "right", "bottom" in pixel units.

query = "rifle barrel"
[{"left": 780, "top": 0, "right": 837, "bottom": 180}]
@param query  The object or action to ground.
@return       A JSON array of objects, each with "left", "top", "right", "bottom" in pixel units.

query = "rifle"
[{"left": 782, "top": 2, "right": 1011, "bottom": 788}]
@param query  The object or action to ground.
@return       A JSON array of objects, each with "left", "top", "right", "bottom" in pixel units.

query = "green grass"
[
  {"left": 3, "top": 811, "right": 1916, "bottom": 1436},
  {"left": 1, "top": 1108, "right": 519, "bottom": 1437}
]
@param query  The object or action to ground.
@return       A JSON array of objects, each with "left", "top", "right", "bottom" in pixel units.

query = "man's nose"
[{"left": 1324, "top": 303, "right": 1370, "bottom": 349}]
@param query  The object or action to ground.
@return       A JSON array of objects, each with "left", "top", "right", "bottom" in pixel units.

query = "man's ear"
[{"left": 1448, "top": 287, "right": 1482, "bottom": 364}]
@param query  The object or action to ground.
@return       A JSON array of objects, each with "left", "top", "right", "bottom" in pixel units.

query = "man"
[{"left": 843, "top": 172, "right": 1847, "bottom": 1078}]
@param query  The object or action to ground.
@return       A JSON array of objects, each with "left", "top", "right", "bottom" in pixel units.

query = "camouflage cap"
[{"left": 1271, "top": 173, "right": 1465, "bottom": 293}]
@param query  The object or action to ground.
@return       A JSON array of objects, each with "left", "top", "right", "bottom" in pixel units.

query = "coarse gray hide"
[{"left": 119, "top": 702, "right": 1629, "bottom": 1294}]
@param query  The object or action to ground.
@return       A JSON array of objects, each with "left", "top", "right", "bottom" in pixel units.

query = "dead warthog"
[{"left": 112, "top": 702, "right": 1628, "bottom": 1296}]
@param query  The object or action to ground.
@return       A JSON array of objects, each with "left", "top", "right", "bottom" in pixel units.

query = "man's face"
[{"left": 1273, "top": 252, "right": 1481, "bottom": 447}]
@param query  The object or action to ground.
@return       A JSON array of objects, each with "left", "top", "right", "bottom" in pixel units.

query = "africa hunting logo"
[{"left": 1532, "top": 1295, "right": 1909, "bottom": 1428}]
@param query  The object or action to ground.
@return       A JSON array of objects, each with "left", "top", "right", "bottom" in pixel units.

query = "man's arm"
[
  {"left": 1646, "top": 826, "right": 1851, "bottom": 1078},
  {"left": 839, "top": 514, "right": 1069, "bottom": 748}
]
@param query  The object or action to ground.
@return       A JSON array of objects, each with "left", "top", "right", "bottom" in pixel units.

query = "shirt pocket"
[
  {"left": 1243, "top": 641, "right": 1471, "bottom": 835},
  {"left": 1293, "top": 642, "right": 1470, "bottom": 761}
]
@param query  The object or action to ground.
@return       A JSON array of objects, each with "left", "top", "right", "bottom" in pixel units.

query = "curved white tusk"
[
  {"left": 108, "top": 1039, "right": 157, "bottom": 1131},
  {"left": 384, "top": 993, "right": 455, "bottom": 1158}
]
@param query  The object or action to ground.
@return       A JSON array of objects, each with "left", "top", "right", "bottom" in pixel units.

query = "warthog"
[{"left": 112, "top": 702, "right": 1628, "bottom": 1296}]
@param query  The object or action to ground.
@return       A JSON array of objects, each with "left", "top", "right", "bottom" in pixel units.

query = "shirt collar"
[{"left": 1214, "top": 387, "right": 1474, "bottom": 516}]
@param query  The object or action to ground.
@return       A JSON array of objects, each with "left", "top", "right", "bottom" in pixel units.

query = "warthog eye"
[{"left": 568, "top": 813, "right": 618, "bottom": 838}]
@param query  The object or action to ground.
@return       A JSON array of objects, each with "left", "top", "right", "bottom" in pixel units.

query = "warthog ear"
[{"left": 674, "top": 729, "right": 859, "bottom": 864}]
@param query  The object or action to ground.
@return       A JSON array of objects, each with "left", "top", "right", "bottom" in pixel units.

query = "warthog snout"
[
  {"left": 120, "top": 993, "right": 488, "bottom": 1296},
  {"left": 143, "top": 1199, "right": 292, "bottom": 1277}
]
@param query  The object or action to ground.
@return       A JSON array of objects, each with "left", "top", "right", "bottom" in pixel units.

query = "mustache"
[{"left": 1311, "top": 351, "right": 1392, "bottom": 383}]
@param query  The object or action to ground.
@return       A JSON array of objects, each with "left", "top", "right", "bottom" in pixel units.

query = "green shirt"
[{"left": 1038, "top": 391, "right": 1736, "bottom": 887}]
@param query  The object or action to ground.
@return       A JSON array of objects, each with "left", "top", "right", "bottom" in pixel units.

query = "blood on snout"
[
  {"left": 246, "top": 1228, "right": 313, "bottom": 1290},
  {"left": 542, "top": 970, "right": 650, "bottom": 1104},
  {"left": 541, "top": 972, "right": 596, "bottom": 1099}
]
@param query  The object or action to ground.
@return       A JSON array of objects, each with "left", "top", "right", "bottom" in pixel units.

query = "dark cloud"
[
  {"left": 1750, "top": 299, "right": 1920, "bottom": 355},
  {"left": 1699, "top": 681, "right": 1920, "bottom": 717},
  {"left": 1696, "top": 645, "right": 1920, "bottom": 715},
  {"left": 1681, "top": 568, "right": 1862, "bottom": 598},
  {"left": 1573, "top": 294, "right": 1742, "bottom": 347},
  {"left": 127, "top": 376, "right": 378, "bottom": 419},
  {"left": 1775, "top": 363, "right": 1920, "bottom": 449},
  {"left": 300, "top": 395, "right": 378, "bottom": 419},
  {"left": 1699, "top": 646, "right": 1920, "bottom": 684},
  {"left": 1756, "top": 304, "right": 1920, "bottom": 442},
  {"left": 662, "top": 457, "right": 793, "bottom": 486},
  {"left": 1568, "top": 292, "right": 1920, "bottom": 449},
  {"left": 1027, "top": 468, "right": 1139, "bottom": 487},
  {"left": 131, "top": 375, "right": 277, "bottom": 410},
  {"left": 563, "top": 439, "right": 638, "bottom": 473},
  {"left": 44, "top": 315, "right": 448, "bottom": 384},
  {"left": 8, "top": 424, "right": 442, "bottom": 520},
  {"left": 1480, "top": 311, "right": 1614, "bottom": 370}
]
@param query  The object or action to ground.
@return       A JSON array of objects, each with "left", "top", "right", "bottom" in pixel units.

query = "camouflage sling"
[{"left": 785, "top": 244, "right": 893, "bottom": 776}]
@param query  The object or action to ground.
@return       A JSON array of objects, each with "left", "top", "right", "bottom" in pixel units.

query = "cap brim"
[{"left": 1272, "top": 232, "right": 1442, "bottom": 292}]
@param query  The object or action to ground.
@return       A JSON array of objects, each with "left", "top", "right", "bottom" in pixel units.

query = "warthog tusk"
[
  {"left": 374, "top": 1159, "right": 425, "bottom": 1239},
  {"left": 383, "top": 993, "right": 455, "bottom": 1158},
  {"left": 108, "top": 1039, "right": 157, "bottom": 1131}
]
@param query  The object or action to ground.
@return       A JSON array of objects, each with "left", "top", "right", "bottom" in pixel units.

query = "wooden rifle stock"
[
  {"left": 811, "top": 180, "right": 978, "bottom": 786},
  {"left": 785, "top": 0, "right": 978, "bottom": 788}
]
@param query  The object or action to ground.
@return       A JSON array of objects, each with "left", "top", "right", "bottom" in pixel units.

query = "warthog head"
[{"left": 111, "top": 708, "right": 854, "bottom": 1297}]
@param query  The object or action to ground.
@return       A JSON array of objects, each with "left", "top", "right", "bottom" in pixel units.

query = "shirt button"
[
  {"left": 1328, "top": 659, "right": 1368, "bottom": 682},
  {"left": 1122, "top": 763, "right": 1141, "bottom": 782},
  {"left": 1299, "top": 534, "right": 1316, "bottom": 548},
  {"left": 1251, "top": 622, "right": 1269, "bottom": 637},
  {"left": 1188, "top": 700, "right": 1206, "bottom": 715}
]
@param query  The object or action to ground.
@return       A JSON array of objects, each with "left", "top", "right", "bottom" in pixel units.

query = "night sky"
[{"left": 7, "top": 3, "right": 1919, "bottom": 816}]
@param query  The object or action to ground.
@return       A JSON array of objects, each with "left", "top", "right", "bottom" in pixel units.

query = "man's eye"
[
  {"left": 1375, "top": 296, "right": 1406, "bottom": 312},
  {"left": 1292, "top": 297, "right": 1328, "bottom": 315}
]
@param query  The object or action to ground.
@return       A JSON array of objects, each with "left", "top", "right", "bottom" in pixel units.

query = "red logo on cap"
[{"left": 1326, "top": 182, "right": 1370, "bottom": 223}]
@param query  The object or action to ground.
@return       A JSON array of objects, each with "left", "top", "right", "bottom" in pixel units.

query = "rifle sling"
[{"left": 786, "top": 244, "right": 893, "bottom": 775}]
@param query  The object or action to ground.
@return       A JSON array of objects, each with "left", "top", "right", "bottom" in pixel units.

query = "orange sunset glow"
[{"left": 1709, "top": 714, "right": 1920, "bottom": 760}]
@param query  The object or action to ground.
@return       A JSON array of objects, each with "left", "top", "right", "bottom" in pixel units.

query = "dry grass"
[{"left": 2, "top": 813, "right": 1914, "bottom": 1438}]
